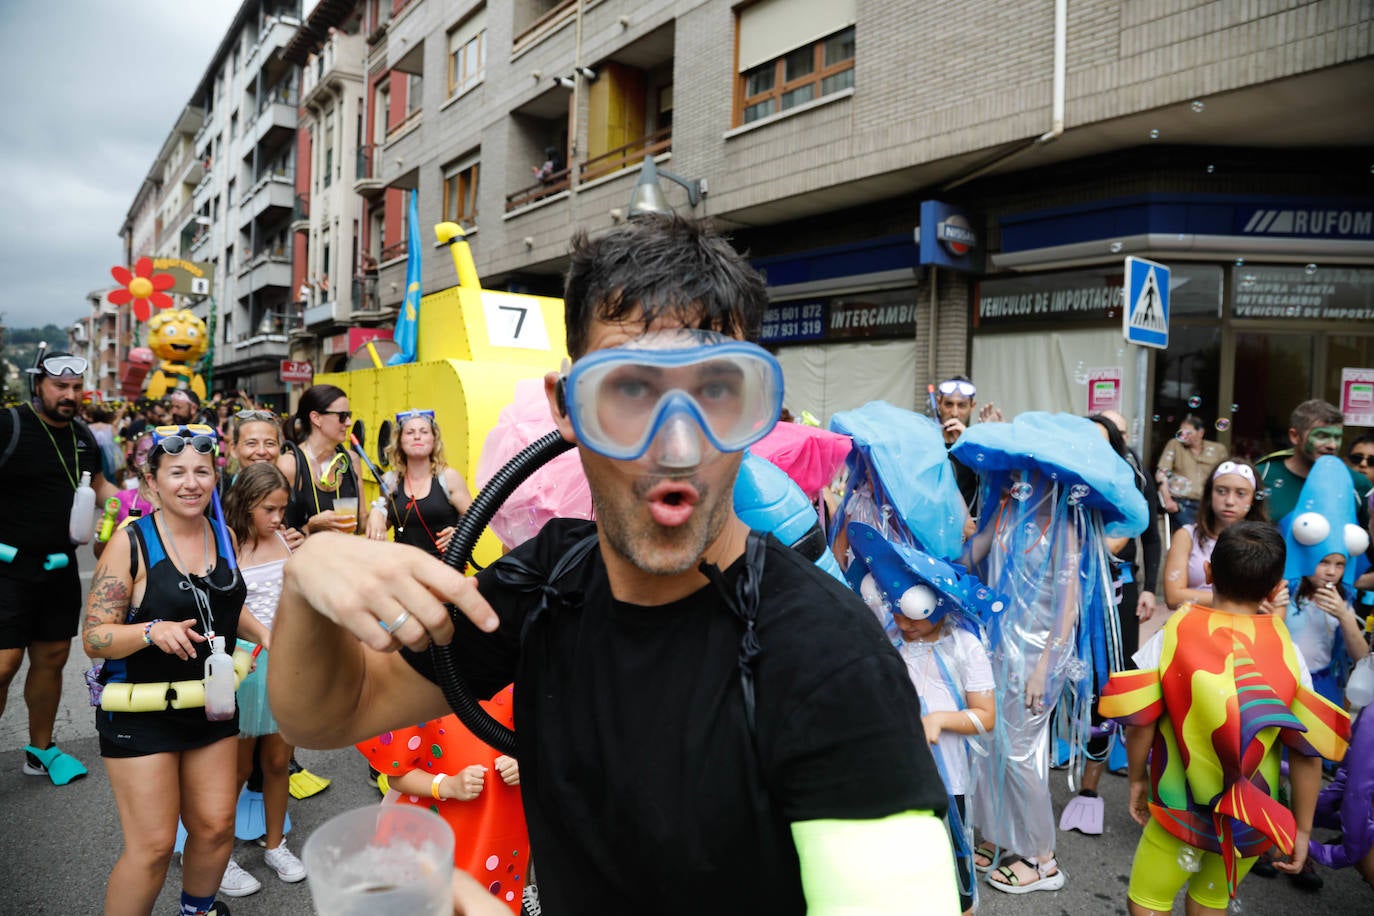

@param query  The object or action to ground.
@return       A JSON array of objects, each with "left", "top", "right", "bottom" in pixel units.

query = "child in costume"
[
  {"left": 1278, "top": 454, "right": 1372, "bottom": 706},
  {"left": 357, "top": 686, "right": 530, "bottom": 914},
  {"left": 953, "top": 412, "right": 1148, "bottom": 894},
  {"left": 1101, "top": 522, "right": 1351, "bottom": 914},
  {"left": 847, "top": 522, "right": 997, "bottom": 916},
  {"left": 1310, "top": 655, "right": 1374, "bottom": 886},
  {"left": 223, "top": 462, "right": 306, "bottom": 887}
]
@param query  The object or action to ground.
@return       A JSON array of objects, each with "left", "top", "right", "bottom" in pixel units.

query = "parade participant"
[
  {"left": 1257, "top": 399, "right": 1371, "bottom": 524},
  {"left": 222, "top": 462, "right": 307, "bottom": 891},
  {"left": 0, "top": 351, "right": 117, "bottom": 785},
  {"left": 270, "top": 215, "right": 958, "bottom": 913},
  {"left": 358, "top": 686, "right": 529, "bottom": 914},
  {"left": 366, "top": 409, "right": 473, "bottom": 557},
  {"left": 1162, "top": 461, "right": 1265, "bottom": 610},
  {"left": 83, "top": 424, "right": 266, "bottom": 916},
  {"left": 1101, "top": 522, "right": 1351, "bottom": 914},
  {"left": 223, "top": 410, "right": 303, "bottom": 549},
  {"left": 933, "top": 376, "right": 1003, "bottom": 514},
  {"left": 955, "top": 412, "right": 1147, "bottom": 894},
  {"left": 1155, "top": 415, "right": 1226, "bottom": 531},
  {"left": 168, "top": 389, "right": 200, "bottom": 426},
  {"left": 1345, "top": 434, "right": 1374, "bottom": 488},
  {"left": 1309, "top": 655, "right": 1374, "bottom": 886},
  {"left": 848, "top": 522, "right": 997, "bottom": 916},
  {"left": 276, "top": 385, "right": 360, "bottom": 536},
  {"left": 1276, "top": 455, "right": 1371, "bottom": 707}
]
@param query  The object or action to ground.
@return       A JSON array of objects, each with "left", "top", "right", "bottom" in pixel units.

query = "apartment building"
[{"left": 109, "top": 0, "right": 1372, "bottom": 455}]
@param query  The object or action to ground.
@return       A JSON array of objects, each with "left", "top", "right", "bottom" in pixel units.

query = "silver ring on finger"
[{"left": 378, "top": 610, "right": 411, "bottom": 634}]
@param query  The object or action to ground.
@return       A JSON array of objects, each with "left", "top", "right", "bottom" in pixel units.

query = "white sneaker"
[
  {"left": 219, "top": 858, "right": 262, "bottom": 897},
  {"left": 264, "top": 843, "right": 307, "bottom": 883}
]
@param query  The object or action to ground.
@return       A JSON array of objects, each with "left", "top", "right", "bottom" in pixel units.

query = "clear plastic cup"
[
  {"left": 332, "top": 496, "right": 358, "bottom": 527},
  {"left": 303, "top": 804, "right": 454, "bottom": 916}
]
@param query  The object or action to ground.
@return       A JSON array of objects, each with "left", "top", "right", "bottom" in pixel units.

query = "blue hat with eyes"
[
  {"left": 846, "top": 522, "right": 1006, "bottom": 627},
  {"left": 1282, "top": 454, "right": 1369, "bottom": 586}
]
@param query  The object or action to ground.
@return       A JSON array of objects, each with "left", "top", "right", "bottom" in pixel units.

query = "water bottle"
[
  {"left": 1346, "top": 656, "right": 1374, "bottom": 711},
  {"left": 204, "top": 636, "right": 236, "bottom": 721},
  {"left": 69, "top": 472, "right": 96, "bottom": 544},
  {"left": 96, "top": 497, "right": 120, "bottom": 543}
]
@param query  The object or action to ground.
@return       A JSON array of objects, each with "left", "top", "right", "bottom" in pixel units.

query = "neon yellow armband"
[{"left": 791, "top": 810, "right": 959, "bottom": 914}]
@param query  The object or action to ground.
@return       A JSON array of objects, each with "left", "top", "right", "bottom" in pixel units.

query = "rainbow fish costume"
[{"left": 1100, "top": 607, "right": 1349, "bottom": 897}]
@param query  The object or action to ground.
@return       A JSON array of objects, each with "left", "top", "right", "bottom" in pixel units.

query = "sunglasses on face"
[
  {"left": 1350, "top": 453, "right": 1374, "bottom": 467},
  {"left": 937, "top": 379, "right": 976, "bottom": 398},
  {"left": 319, "top": 410, "right": 352, "bottom": 422}
]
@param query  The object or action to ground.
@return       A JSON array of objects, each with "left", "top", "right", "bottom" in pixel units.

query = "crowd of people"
[{"left": 1, "top": 216, "right": 1372, "bottom": 915}]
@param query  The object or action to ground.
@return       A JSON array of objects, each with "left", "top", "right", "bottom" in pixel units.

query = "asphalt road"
[{"left": 0, "top": 553, "right": 1368, "bottom": 914}]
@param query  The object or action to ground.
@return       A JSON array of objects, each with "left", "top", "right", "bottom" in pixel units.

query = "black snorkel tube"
[{"left": 431, "top": 431, "right": 575, "bottom": 756}]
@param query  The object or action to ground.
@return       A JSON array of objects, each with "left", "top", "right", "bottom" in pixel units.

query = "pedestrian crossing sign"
[{"left": 1123, "top": 256, "right": 1169, "bottom": 349}]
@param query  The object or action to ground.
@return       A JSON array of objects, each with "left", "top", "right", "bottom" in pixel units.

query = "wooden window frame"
[
  {"left": 448, "top": 29, "right": 485, "bottom": 97},
  {"left": 443, "top": 160, "right": 480, "bottom": 228},
  {"left": 734, "top": 27, "right": 854, "bottom": 127}
]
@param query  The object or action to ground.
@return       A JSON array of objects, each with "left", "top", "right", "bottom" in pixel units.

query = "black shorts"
[{"left": 0, "top": 566, "right": 82, "bottom": 650}]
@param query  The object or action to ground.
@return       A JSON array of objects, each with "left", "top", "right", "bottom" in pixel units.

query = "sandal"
[
  {"left": 973, "top": 844, "right": 999, "bottom": 873},
  {"left": 987, "top": 856, "right": 1066, "bottom": 894}
]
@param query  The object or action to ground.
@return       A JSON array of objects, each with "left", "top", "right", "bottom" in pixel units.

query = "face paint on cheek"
[{"left": 1305, "top": 426, "right": 1343, "bottom": 455}]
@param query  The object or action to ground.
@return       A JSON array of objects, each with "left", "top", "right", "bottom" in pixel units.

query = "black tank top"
[
  {"left": 388, "top": 474, "right": 460, "bottom": 559},
  {"left": 96, "top": 513, "right": 247, "bottom": 753},
  {"left": 282, "top": 440, "right": 359, "bottom": 531}
]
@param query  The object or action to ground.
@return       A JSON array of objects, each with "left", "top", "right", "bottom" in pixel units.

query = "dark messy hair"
[
  {"left": 286, "top": 384, "right": 348, "bottom": 444},
  {"left": 224, "top": 462, "right": 290, "bottom": 548},
  {"left": 1208, "top": 521, "right": 1285, "bottom": 604},
  {"left": 1290, "top": 398, "right": 1342, "bottom": 433},
  {"left": 562, "top": 215, "right": 768, "bottom": 359}
]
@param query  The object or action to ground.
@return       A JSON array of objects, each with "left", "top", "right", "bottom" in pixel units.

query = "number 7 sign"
[{"left": 482, "top": 293, "right": 551, "bottom": 351}]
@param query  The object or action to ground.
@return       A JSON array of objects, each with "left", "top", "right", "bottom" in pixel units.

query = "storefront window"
[{"left": 1229, "top": 332, "right": 1314, "bottom": 461}]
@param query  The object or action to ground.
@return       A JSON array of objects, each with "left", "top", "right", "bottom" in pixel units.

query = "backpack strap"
[
  {"left": 698, "top": 531, "right": 768, "bottom": 735},
  {"left": 0, "top": 407, "right": 19, "bottom": 474}
]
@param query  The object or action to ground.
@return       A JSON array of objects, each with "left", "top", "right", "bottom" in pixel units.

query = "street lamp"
[{"left": 627, "top": 156, "right": 703, "bottom": 217}]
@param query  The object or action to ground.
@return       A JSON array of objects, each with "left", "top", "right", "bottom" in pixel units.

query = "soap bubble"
[
  {"left": 1149, "top": 128, "right": 1160, "bottom": 139},
  {"left": 1187, "top": 395, "right": 1202, "bottom": 408},
  {"left": 1166, "top": 415, "right": 1175, "bottom": 423},
  {"left": 1065, "top": 658, "right": 1090, "bottom": 683},
  {"left": 1023, "top": 522, "right": 1039, "bottom": 539},
  {"left": 1228, "top": 897, "right": 1243, "bottom": 914},
  {"left": 1256, "top": 488, "right": 1270, "bottom": 501},
  {"left": 1010, "top": 481, "right": 1034, "bottom": 501},
  {"left": 1152, "top": 414, "right": 1160, "bottom": 422},
  {"left": 1190, "top": 100, "right": 1205, "bottom": 113},
  {"left": 1305, "top": 263, "right": 1318, "bottom": 275},
  {"left": 1230, "top": 403, "right": 1238, "bottom": 413},
  {"left": 1206, "top": 164, "right": 1215, "bottom": 174},
  {"left": 1068, "top": 484, "right": 1090, "bottom": 503},
  {"left": 1116, "top": 347, "right": 1126, "bottom": 358},
  {"left": 1168, "top": 475, "right": 1192, "bottom": 497},
  {"left": 1073, "top": 361, "right": 1089, "bottom": 384},
  {"left": 1175, "top": 429, "right": 1189, "bottom": 442},
  {"left": 1234, "top": 257, "right": 1245, "bottom": 267},
  {"left": 1215, "top": 418, "right": 1231, "bottom": 432},
  {"left": 1176, "top": 846, "right": 1202, "bottom": 873},
  {"left": 1110, "top": 241, "right": 1123, "bottom": 253},
  {"left": 1273, "top": 478, "right": 1284, "bottom": 488}
]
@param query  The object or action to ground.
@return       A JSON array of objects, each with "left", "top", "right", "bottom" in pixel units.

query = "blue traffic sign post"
[{"left": 1123, "top": 256, "right": 1170, "bottom": 349}]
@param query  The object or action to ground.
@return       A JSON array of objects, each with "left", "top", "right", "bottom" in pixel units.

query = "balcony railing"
[
  {"left": 352, "top": 277, "right": 380, "bottom": 311},
  {"left": 505, "top": 165, "right": 572, "bottom": 212},
  {"left": 579, "top": 128, "right": 672, "bottom": 184},
  {"left": 385, "top": 107, "right": 423, "bottom": 142},
  {"left": 379, "top": 240, "right": 407, "bottom": 262},
  {"left": 258, "top": 84, "right": 299, "bottom": 116}
]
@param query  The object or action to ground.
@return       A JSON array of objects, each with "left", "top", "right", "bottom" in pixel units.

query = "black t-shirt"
[
  {"left": 0, "top": 405, "right": 101, "bottom": 573},
  {"left": 405, "top": 519, "right": 943, "bottom": 914}
]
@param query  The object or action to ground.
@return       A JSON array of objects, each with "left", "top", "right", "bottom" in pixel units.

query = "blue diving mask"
[{"left": 562, "top": 329, "right": 784, "bottom": 463}]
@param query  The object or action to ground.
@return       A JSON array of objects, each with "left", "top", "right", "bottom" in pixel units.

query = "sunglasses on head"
[
  {"left": 937, "top": 379, "right": 976, "bottom": 398},
  {"left": 235, "top": 409, "right": 277, "bottom": 422},
  {"left": 395, "top": 409, "right": 436, "bottom": 424},
  {"left": 151, "top": 424, "right": 219, "bottom": 456}
]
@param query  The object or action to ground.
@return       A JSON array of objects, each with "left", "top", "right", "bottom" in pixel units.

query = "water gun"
[{"left": 97, "top": 497, "right": 121, "bottom": 543}]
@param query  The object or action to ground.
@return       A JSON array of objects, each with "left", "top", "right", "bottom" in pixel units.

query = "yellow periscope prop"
[{"left": 314, "top": 223, "right": 567, "bottom": 569}]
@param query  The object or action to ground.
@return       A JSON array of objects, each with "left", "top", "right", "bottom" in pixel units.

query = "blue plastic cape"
[
  {"left": 950, "top": 412, "right": 1148, "bottom": 537},
  {"left": 827, "top": 401, "right": 966, "bottom": 560}
]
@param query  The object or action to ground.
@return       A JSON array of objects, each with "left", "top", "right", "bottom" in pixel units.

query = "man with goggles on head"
[
  {"left": 271, "top": 215, "right": 957, "bottom": 914},
  {"left": 934, "top": 375, "right": 1003, "bottom": 514},
  {"left": 0, "top": 350, "right": 119, "bottom": 786}
]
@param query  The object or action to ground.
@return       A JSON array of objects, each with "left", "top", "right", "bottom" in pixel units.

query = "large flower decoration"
[{"left": 109, "top": 257, "right": 176, "bottom": 321}]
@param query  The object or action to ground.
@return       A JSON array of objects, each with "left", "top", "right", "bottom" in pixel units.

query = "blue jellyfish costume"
[
  {"left": 826, "top": 401, "right": 969, "bottom": 645},
  {"left": 847, "top": 521, "right": 1006, "bottom": 909},
  {"left": 952, "top": 412, "right": 1147, "bottom": 861},
  {"left": 1280, "top": 454, "right": 1372, "bottom": 705}
]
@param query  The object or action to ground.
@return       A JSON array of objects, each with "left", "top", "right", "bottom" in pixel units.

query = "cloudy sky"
[{"left": 0, "top": 0, "right": 240, "bottom": 332}]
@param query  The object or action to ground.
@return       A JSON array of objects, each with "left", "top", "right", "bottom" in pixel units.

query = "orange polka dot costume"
[{"left": 356, "top": 686, "right": 529, "bottom": 912}]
